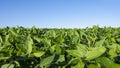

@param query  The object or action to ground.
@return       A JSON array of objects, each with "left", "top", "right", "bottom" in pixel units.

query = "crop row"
[{"left": 0, "top": 26, "right": 120, "bottom": 68}]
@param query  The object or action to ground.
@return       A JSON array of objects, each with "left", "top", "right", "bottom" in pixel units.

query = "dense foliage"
[{"left": 0, "top": 26, "right": 120, "bottom": 68}]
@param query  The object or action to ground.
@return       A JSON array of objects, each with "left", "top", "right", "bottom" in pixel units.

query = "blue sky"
[{"left": 0, "top": 0, "right": 120, "bottom": 28}]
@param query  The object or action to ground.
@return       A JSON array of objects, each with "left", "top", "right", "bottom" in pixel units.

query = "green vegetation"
[{"left": 0, "top": 26, "right": 120, "bottom": 68}]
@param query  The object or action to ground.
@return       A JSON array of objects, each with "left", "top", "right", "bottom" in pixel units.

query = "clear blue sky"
[{"left": 0, "top": 0, "right": 120, "bottom": 28}]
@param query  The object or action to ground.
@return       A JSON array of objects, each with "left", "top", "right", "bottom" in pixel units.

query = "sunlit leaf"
[
  {"left": 33, "top": 51, "right": 45, "bottom": 57},
  {"left": 85, "top": 46, "right": 106, "bottom": 60}
]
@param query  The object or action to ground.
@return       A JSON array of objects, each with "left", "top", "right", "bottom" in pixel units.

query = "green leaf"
[
  {"left": 43, "top": 38, "right": 51, "bottom": 47},
  {"left": 33, "top": 51, "right": 45, "bottom": 57},
  {"left": 49, "top": 45, "right": 56, "bottom": 54},
  {"left": 0, "top": 36, "right": 2, "bottom": 45},
  {"left": 16, "top": 35, "right": 33, "bottom": 54},
  {"left": 55, "top": 45, "right": 62, "bottom": 54},
  {"left": 27, "top": 35, "right": 33, "bottom": 54},
  {"left": 108, "top": 44, "right": 119, "bottom": 58},
  {"left": 9, "top": 28, "right": 17, "bottom": 36},
  {"left": 85, "top": 46, "right": 106, "bottom": 60},
  {"left": 71, "top": 59, "right": 85, "bottom": 68},
  {"left": 66, "top": 50, "right": 83, "bottom": 57},
  {"left": 33, "top": 36, "right": 41, "bottom": 42},
  {"left": 94, "top": 37, "right": 106, "bottom": 47},
  {"left": 88, "top": 63, "right": 101, "bottom": 68},
  {"left": 64, "top": 58, "right": 80, "bottom": 67},
  {"left": 96, "top": 57, "right": 120, "bottom": 68},
  {"left": 56, "top": 35, "right": 64, "bottom": 44},
  {"left": 76, "top": 44, "right": 88, "bottom": 55},
  {"left": 56, "top": 55, "right": 65, "bottom": 63},
  {"left": 40, "top": 55, "right": 55, "bottom": 67},
  {"left": 0, "top": 57, "right": 9, "bottom": 60},
  {"left": 5, "top": 35, "right": 9, "bottom": 42},
  {"left": 13, "top": 61, "right": 20, "bottom": 67},
  {"left": 44, "top": 30, "right": 56, "bottom": 38},
  {"left": 1, "top": 64, "right": 14, "bottom": 68}
]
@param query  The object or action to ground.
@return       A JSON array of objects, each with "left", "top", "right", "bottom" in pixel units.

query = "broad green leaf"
[
  {"left": 76, "top": 44, "right": 88, "bottom": 55},
  {"left": 49, "top": 45, "right": 56, "bottom": 54},
  {"left": 64, "top": 58, "right": 80, "bottom": 67},
  {"left": 117, "top": 38, "right": 120, "bottom": 43},
  {"left": 0, "top": 57, "right": 9, "bottom": 60},
  {"left": 13, "top": 61, "right": 20, "bottom": 67},
  {"left": 94, "top": 37, "right": 106, "bottom": 47},
  {"left": 40, "top": 55, "right": 55, "bottom": 67},
  {"left": 16, "top": 35, "right": 27, "bottom": 52},
  {"left": 96, "top": 57, "right": 120, "bottom": 68},
  {"left": 66, "top": 50, "right": 83, "bottom": 57},
  {"left": 108, "top": 44, "right": 119, "bottom": 58},
  {"left": 55, "top": 45, "right": 62, "bottom": 54},
  {"left": 71, "top": 59, "right": 84, "bottom": 68},
  {"left": 17, "top": 44, "right": 26, "bottom": 53},
  {"left": 56, "top": 35, "right": 64, "bottom": 44},
  {"left": 50, "top": 45, "right": 62, "bottom": 54},
  {"left": 109, "top": 64, "right": 120, "bottom": 68},
  {"left": 33, "top": 36, "right": 41, "bottom": 42},
  {"left": 50, "top": 30, "right": 56, "bottom": 38},
  {"left": 111, "top": 38, "right": 116, "bottom": 42},
  {"left": 33, "top": 51, "right": 45, "bottom": 57},
  {"left": 88, "top": 63, "right": 101, "bottom": 68},
  {"left": 85, "top": 46, "right": 106, "bottom": 60},
  {"left": 43, "top": 38, "right": 51, "bottom": 47},
  {"left": 27, "top": 35, "right": 33, "bottom": 54},
  {"left": 16, "top": 35, "right": 33, "bottom": 54},
  {"left": 1, "top": 64, "right": 14, "bottom": 68},
  {"left": 44, "top": 30, "right": 56, "bottom": 38},
  {"left": 56, "top": 55, "right": 65, "bottom": 63}
]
